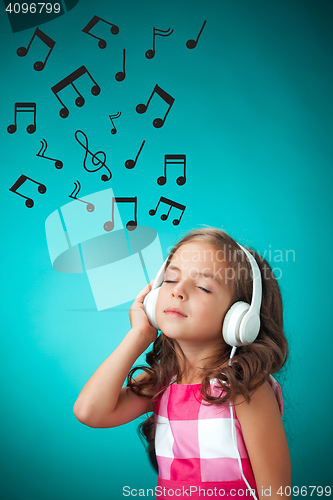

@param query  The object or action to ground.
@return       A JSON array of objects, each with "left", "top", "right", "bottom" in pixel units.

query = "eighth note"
[
  {"left": 149, "top": 196, "right": 185, "bottom": 225},
  {"left": 136, "top": 84, "right": 175, "bottom": 128},
  {"left": 109, "top": 111, "right": 121, "bottom": 134},
  {"left": 157, "top": 154, "right": 186, "bottom": 186},
  {"left": 75, "top": 130, "right": 112, "bottom": 182},
  {"left": 69, "top": 181, "right": 95, "bottom": 212},
  {"left": 125, "top": 140, "right": 145, "bottom": 169},
  {"left": 9, "top": 174, "right": 46, "bottom": 208},
  {"left": 7, "top": 102, "right": 36, "bottom": 134},
  {"left": 145, "top": 27, "right": 174, "bottom": 59},
  {"left": 16, "top": 27, "right": 56, "bottom": 71},
  {"left": 36, "top": 139, "right": 63, "bottom": 169},
  {"left": 104, "top": 196, "right": 137, "bottom": 232},
  {"left": 82, "top": 15, "right": 119, "bottom": 49},
  {"left": 186, "top": 20, "right": 207, "bottom": 49}
]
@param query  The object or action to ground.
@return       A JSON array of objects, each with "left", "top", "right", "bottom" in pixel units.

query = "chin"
[
  {"left": 161, "top": 327, "right": 194, "bottom": 344},
  {"left": 158, "top": 323, "right": 177, "bottom": 336}
]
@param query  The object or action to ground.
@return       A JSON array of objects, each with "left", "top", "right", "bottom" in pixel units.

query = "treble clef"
[{"left": 74, "top": 130, "right": 112, "bottom": 182}]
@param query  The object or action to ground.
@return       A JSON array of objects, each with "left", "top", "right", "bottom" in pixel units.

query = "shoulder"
[{"left": 234, "top": 379, "right": 282, "bottom": 423}]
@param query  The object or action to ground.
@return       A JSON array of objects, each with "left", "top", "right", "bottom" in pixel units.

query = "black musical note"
[
  {"left": 82, "top": 15, "right": 119, "bottom": 49},
  {"left": 115, "top": 49, "right": 126, "bottom": 82},
  {"left": 7, "top": 102, "right": 36, "bottom": 134},
  {"left": 104, "top": 197, "right": 137, "bottom": 232},
  {"left": 69, "top": 181, "right": 95, "bottom": 212},
  {"left": 109, "top": 112, "right": 121, "bottom": 134},
  {"left": 157, "top": 155, "right": 186, "bottom": 186},
  {"left": 145, "top": 27, "right": 174, "bottom": 59},
  {"left": 51, "top": 66, "right": 100, "bottom": 118},
  {"left": 136, "top": 84, "right": 175, "bottom": 128},
  {"left": 9, "top": 174, "right": 46, "bottom": 208},
  {"left": 74, "top": 130, "right": 112, "bottom": 182},
  {"left": 149, "top": 196, "right": 185, "bottom": 225},
  {"left": 16, "top": 27, "right": 56, "bottom": 71},
  {"left": 186, "top": 20, "right": 207, "bottom": 49},
  {"left": 125, "top": 140, "right": 145, "bottom": 169},
  {"left": 36, "top": 139, "right": 63, "bottom": 169}
]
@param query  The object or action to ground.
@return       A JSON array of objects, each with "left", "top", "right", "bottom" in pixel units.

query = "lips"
[{"left": 164, "top": 306, "right": 187, "bottom": 318}]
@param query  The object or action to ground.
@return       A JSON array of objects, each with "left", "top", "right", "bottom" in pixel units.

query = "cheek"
[
  {"left": 193, "top": 300, "right": 217, "bottom": 320},
  {"left": 196, "top": 298, "right": 227, "bottom": 324}
]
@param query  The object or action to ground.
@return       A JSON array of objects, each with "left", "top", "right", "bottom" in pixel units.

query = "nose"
[{"left": 171, "top": 281, "right": 187, "bottom": 300}]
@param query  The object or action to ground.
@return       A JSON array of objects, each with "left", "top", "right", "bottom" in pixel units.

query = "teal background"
[{"left": 1, "top": 0, "right": 332, "bottom": 498}]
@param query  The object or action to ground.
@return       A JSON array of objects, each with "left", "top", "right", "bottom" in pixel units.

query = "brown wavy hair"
[{"left": 127, "top": 228, "right": 289, "bottom": 451}]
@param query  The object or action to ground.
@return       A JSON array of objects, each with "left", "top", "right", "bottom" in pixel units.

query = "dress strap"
[{"left": 268, "top": 374, "right": 283, "bottom": 416}]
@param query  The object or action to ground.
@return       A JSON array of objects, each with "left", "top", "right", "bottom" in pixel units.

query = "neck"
[{"left": 174, "top": 338, "right": 228, "bottom": 384}]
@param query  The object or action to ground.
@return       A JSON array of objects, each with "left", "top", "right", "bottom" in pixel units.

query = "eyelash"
[{"left": 163, "top": 280, "right": 211, "bottom": 294}]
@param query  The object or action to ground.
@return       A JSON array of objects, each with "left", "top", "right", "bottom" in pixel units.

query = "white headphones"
[{"left": 143, "top": 243, "right": 262, "bottom": 347}]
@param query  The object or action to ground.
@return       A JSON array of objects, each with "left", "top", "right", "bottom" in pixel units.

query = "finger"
[{"left": 135, "top": 282, "right": 153, "bottom": 302}]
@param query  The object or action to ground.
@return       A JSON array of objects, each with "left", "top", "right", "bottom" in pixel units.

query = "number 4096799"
[
  {"left": 277, "top": 486, "right": 331, "bottom": 497},
  {"left": 5, "top": 3, "right": 61, "bottom": 14}
]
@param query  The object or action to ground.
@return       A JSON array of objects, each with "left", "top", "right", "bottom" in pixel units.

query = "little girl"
[{"left": 73, "top": 228, "right": 291, "bottom": 500}]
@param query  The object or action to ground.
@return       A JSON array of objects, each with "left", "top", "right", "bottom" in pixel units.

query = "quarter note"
[
  {"left": 125, "top": 140, "right": 145, "bottom": 169},
  {"left": 82, "top": 15, "right": 119, "bottom": 49},
  {"left": 75, "top": 130, "right": 112, "bottom": 182},
  {"left": 9, "top": 174, "right": 46, "bottom": 208},
  {"left": 145, "top": 27, "right": 173, "bottom": 59},
  {"left": 186, "top": 20, "right": 206, "bottom": 49},
  {"left": 109, "top": 111, "right": 121, "bottom": 134},
  {"left": 115, "top": 49, "right": 126, "bottom": 81},
  {"left": 7, "top": 102, "right": 36, "bottom": 134},
  {"left": 104, "top": 196, "right": 137, "bottom": 232},
  {"left": 149, "top": 196, "right": 185, "bottom": 225},
  {"left": 51, "top": 66, "right": 100, "bottom": 118},
  {"left": 157, "top": 154, "right": 186, "bottom": 186},
  {"left": 36, "top": 139, "right": 63, "bottom": 169},
  {"left": 69, "top": 181, "right": 95, "bottom": 212},
  {"left": 16, "top": 27, "right": 56, "bottom": 71},
  {"left": 136, "top": 84, "right": 175, "bottom": 128}
]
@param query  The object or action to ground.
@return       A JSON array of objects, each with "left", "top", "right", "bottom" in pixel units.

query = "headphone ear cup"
[
  {"left": 222, "top": 301, "right": 250, "bottom": 347},
  {"left": 143, "top": 287, "right": 161, "bottom": 330},
  {"left": 239, "top": 312, "right": 260, "bottom": 345}
]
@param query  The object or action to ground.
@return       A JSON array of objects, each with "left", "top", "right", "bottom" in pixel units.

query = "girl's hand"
[{"left": 129, "top": 281, "right": 158, "bottom": 347}]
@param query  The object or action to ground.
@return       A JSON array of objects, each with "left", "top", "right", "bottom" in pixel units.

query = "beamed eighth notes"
[
  {"left": 17, "top": 27, "right": 56, "bottom": 71},
  {"left": 149, "top": 197, "right": 185, "bottom": 226},
  {"left": 9, "top": 175, "right": 46, "bottom": 208},
  {"left": 7, "top": 102, "right": 36, "bottom": 134},
  {"left": 136, "top": 84, "right": 175, "bottom": 128},
  {"left": 82, "top": 15, "right": 119, "bottom": 49},
  {"left": 51, "top": 66, "right": 100, "bottom": 118}
]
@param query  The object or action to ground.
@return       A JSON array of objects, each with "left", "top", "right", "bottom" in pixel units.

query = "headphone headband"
[{"left": 237, "top": 244, "right": 262, "bottom": 315}]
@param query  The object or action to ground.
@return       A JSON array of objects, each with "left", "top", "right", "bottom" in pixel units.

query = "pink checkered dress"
[{"left": 154, "top": 375, "right": 283, "bottom": 500}]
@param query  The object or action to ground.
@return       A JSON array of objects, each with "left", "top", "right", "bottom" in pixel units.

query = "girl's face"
[{"left": 155, "top": 242, "right": 233, "bottom": 346}]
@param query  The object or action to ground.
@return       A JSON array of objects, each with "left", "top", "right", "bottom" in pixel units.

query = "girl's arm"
[
  {"left": 235, "top": 381, "right": 291, "bottom": 500},
  {"left": 73, "top": 282, "right": 157, "bottom": 428}
]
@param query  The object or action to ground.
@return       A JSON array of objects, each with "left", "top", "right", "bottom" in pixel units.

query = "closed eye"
[{"left": 164, "top": 281, "right": 211, "bottom": 293}]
